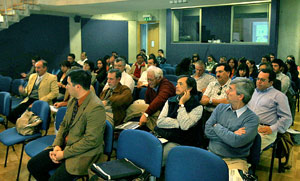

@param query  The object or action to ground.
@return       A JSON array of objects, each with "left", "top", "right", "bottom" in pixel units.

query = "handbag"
[{"left": 16, "top": 110, "right": 42, "bottom": 135}]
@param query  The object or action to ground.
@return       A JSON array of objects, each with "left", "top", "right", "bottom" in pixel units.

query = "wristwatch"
[
  {"left": 179, "top": 104, "right": 185, "bottom": 108},
  {"left": 209, "top": 97, "right": 213, "bottom": 104}
]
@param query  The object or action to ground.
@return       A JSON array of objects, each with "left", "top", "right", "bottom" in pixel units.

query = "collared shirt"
[
  {"left": 77, "top": 58, "right": 88, "bottom": 66},
  {"left": 192, "top": 73, "right": 216, "bottom": 92},
  {"left": 103, "top": 71, "right": 135, "bottom": 93},
  {"left": 247, "top": 86, "right": 292, "bottom": 133},
  {"left": 276, "top": 72, "right": 290, "bottom": 94},
  {"left": 35, "top": 74, "right": 45, "bottom": 85},
  {"left": 203, "top": 79, "right": 231, "bottom": 112},
  {"left": 230, "top": 105, "right": 247, "bottom": 118}
]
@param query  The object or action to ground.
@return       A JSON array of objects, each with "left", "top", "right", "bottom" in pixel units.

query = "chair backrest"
[
  {"left": 164, "top": 67, "right": 176, "bottom": 75},
  {"left": 11, "top": 79, "right": 25, "bottom": 96},
  {"left": 31, "top": 100, "right": 50, "bottom": 131},
  {"left": 0, "top": 92, "right": 11, "bottom": 116},
  {"left": 247, "top": 134, "right": 261, "bottom": 174},
  {"left": 104, "top": 120, "right": 114, "bottom": 156},
  {"left": 164, "top": 74, "right": 178, "bottom": 82},
  {"left": 117, "top": 129, "right": 163, "bottom": 177},
  {"left": 0, "top": 76, "right": 13, "bottom": 92},
  {"left": 165, "top": 146, "right": 229, "bottom": 181},
  {"left": 138, "top": 87, "right": 147, "bottom": 100},
  {"left": 93, "top": 81, "right": 100, "bottom": 96},
  {"left": 55, "top": 107, "right": 67, "bottom": 131}
]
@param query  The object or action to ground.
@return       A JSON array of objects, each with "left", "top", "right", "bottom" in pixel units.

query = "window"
[
  {"left": 172, "top": 8, "right": 200, "bottom": 42},
  {"left": 232, "top": 4, "right": 270, "bottom": 43}
]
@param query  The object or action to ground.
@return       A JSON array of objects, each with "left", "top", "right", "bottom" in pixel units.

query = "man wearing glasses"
[
  {"left": 200, "top": 63, "right": 231, "bottom": 121},
  {"left": 248, "top": 68, "right": 292, "bottom": 150}
]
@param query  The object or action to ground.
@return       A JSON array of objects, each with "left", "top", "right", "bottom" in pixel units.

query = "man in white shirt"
[
  {"left": 77, "top": 52, "right": 88, "bottom": 66},
  {"left": 192, "top": 60, "right": 216, "bottom": 93}
]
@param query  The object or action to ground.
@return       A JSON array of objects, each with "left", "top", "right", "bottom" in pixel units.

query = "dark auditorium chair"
[
  {"left": 164, "top": 74, "right": 178, "bottom": 82},
  {"left": 165, "top": 146, "right": 229, "bottom": 181},
  {"left": 0, "top": 92, "right": 11, "bottom": 128},
  {"left": 163, "top": 67, "right": 176, "bottom": 75},
  {"left": 0, "top": 100, "right": 50, "bottom": 180},
  {"left": 0, "top": 76, "right": 13, "bottom": 92},
  {"left": 10, "top": 79, "right": 25, "bottom": 110},
  {"left": 247, "top": 134, "right": 261, "bottom": 176}
]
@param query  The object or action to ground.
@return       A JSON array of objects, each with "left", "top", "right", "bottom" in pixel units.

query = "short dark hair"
[
  {"left": 32, "top": 56, "right": 41, "bottom": 62},
  {"left": 236, "top": 63, "right": 249, "bottom": 77},
  {"left": 38, "top": 60, "right": 48, "bottom": 68},
  {"left": 158, "top": 49, "right": 164, "bottom": 54},
  {"left": 216, "top": 63, "right": 231, "bottom": 73},
  {"left": 178, "top": 75, "right": 198, "bottom": 96},
  {"left": 108, "top": 69, "right": 122, "bottom": 79},
  {"left": 115, "top": 57, "right": 126, "bottom": 66},
  {"left": 140, "top": 49, "right": 146, "bottom": 53},
  {"left": 69, "top": 53, "right": 75, "bottom": 60},
  {"left": 67, "top": 69, "right": 91, "bottom": 90},
  {"left": 60, "top": 60, "right": 71, "bottom": 68},
  {"left": 272, "top": 59, "right": 284, "bottom": 68},
  {"left": 259, "top": 62, "right": 272, "bottom": 70},
  {"left": 260, "top": 68, "right": 276, "bottom": 82},
  {"left": 136, "top": 53, "right": 146, "bottom": 61},
  {"left": 262, "top": 55, "right": 270, "bottom": 62},
  {"left": 148, "top": 54, "right": 159, "bottom": 66},
  {"left": 84, "top": 61, "right": 95, "bottom": 71}
]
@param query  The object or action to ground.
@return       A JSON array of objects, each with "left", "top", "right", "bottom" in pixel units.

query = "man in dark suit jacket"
[
  {"left": 28, "top": 70, "right": 106, "bottom": 180},
  {"left": 100, "top": 69, "right": 133, "bottom": 126}
]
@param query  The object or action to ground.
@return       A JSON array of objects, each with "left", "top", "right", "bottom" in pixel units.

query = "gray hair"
[
  {"left": 108, "top": 69, "right": 122, "bottom": 79},
  {"left": 115, "top": 57, "right": 126, "bottom": 66},
  {"left": 194, "top": 60, "right": 206, "bottom": 68},
  {"left": 231, "top": 78, "right": 255, "bottom": 104},
  {"left": 147, "top": 66, "right": 163, "bottom": 79}
]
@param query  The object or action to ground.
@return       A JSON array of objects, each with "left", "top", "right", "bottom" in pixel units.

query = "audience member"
[
  {"left": 107, "top": 55, "right": 117, "bottom": 71},
  {"left": 27, "top": 69, "right": 106, "bottom": 180},
  {"left": 95, "top": 58, "right": 107, "bottom": 93},
  {"left": 67, "top": 53, "right": 81, "bottom": 68},
  {"left": 246, "top": 59, "right": 258, "bottom": 79},
  {"left": 192, "top": 60, "right": 216, "bottom": 93},
  {"left": 129, "top": 53, "right": 147, "bottom": 81},
  {"left": 57, "top": 60, "right": 71, "bottom": 100},
  {"left": 140, "top": 49, "right": 149, "bottom": 60},
  {"left": 234, "top": 63, "right": 252, "bottom": 80},
  {"left": 205, "top": 78, "right": 258, "bottom": 172},
  {"left": 286, "top": 59, "right": 299, "bottom": 91},
  {"left": 219, "top": 56, "right": 227, "bottom": 63},
  {"left": 248, "top": 69, "right": 292, "bottom": 150},
  {"left": 77, "top": 52, "right": 88, "bottom": 66},
  {"left": 237, "top": 57, "right": 247, "bottom": 67},
  {"left": 138, "top": 66, "right": 176, "bottom": 130},
  {"left": 83, "top": 61, "right": 97, "bottom": 85},
  {"left": 227, "top": 58, "right": 237, "bottom": 78},
  {"left": 21, "top": 55, "right": 40, "bottom": 80},
  {"left": 157, "top": 49, "right": 167, "bottom": 64},
  {"left": 8, "top": 60, "right": 59, "bottom": 124},
  {"left": 175, "top": 57, "right": 193, "bottom": 76},
  {"left": 137, "top": 54, "right": 159, "bottom": 88},
  {"left": 286, "top": 55, "right": 295, "bottom": 62},
  {"left": 192, "top": 53, "right": 200, "bottom": 64},
  {"left": 261, "top": 55, "right": 271, "bottom": 64},
  {"left": 155, "top": 76, "right": 203, "bottom": 164},
  {"left": 99, "top": 69, "right": 133, "bottom": 126},
  {"left": 269, "top": 53, "right": 275, "bottom": 61},
  {"left": 272, "top": 59, "right": 290, "bottom": 94},
  {"left": 205, "top": 55, "right": 217, "bottom": 73}
]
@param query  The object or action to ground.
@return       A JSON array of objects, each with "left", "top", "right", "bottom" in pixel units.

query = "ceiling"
[{"left": 38, "top": 0, "right": 271, "bottom": 16}]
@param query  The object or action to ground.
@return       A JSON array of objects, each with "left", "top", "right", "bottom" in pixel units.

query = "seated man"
[
  {"left": 8, "top": 60, "right": 59, "bottom": 124},
  {"left": 129, "top": 53, "right": 147, "bottom": 82},
  {"left": 100, "top": 69, "right": 133, "bottom": 126},
  {"left": 248, "top": 69, "right": 292, "bottom": 150},
  {"left": 272, "top": 59, "right": 290, "bottom": 94},
  {"left": 137, "top": 54, "right": 159, "bottom": 88},
  {"left": 28, "top": 69, "right": 106, "bottom": 180},
  {"left": 138, "top": 66, "right": 176, "bottom": 130},
  {"left": 205, "top": 78, "right": 259, "bottom": 172},
  {"left": 155, "top": 76, "right": 203, "bottom": 164},
  {"left": 192, "top": 60, "right": 216, "bottom": 93}
]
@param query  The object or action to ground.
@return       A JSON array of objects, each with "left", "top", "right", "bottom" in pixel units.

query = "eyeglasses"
[
  {"left": 257, "top": 78, "right": 267, "bottom": 82},
  {"left": 217, "top": 86, "right": 223, "bottom": 95}
]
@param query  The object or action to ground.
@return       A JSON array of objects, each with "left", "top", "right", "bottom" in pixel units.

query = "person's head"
[
  {"left": 192, "top": 53, "right": 200, "bottom": 62},
  {"left": 269, "top": 53, "right": 275, "bottom": 61},
  {"left": 81, "top": 52, "right": 87, "bottom": 61},
  {"left": 83, "top": 61, "right": 95, "bottom": 72},
  {"left": 238, "top": 57, "right": 247, "bottom": 66},
  {"left": 256, "top": 68, "right": 276, "bottom": 91},
  {"left": 178, "top": 57, "right": 192, "bottom": 70},
  {"left": 215, "top": 63, "right": 231, "bottom": 85},
  {"left": 219, "top": 56, "right": 227, "bottom": 63},
  {"left": 261, "top": 55, "right": 270, "bottom": 63},
  {"left": 148, "top": 55, "right": 158, "bottom": 67},
  {"left": 176, "top": 75, "right": 197, "bottom": 96},
  {"left": 286, "top": 59, "right": 297, "bottom": 71},
  {"left": 60, "top": 60, "right": 71, "bottom": 73},
  {"left": 107, "top": 69, "right": 121, "bottom": 89},
  {"left": 114, "top": 57, "right": 126, "bottom": 72},
  {"left": 112, "top": 51, "right": 118, "bottom": 57},
  {"left": 194, "top": 60, "right": 206, "bottom": 77},
  {"left": 272, "top": 59, "right": 284, "bottom": 74},
  {"left": 140, "top": 49, "right": 146, "bottom": 55},
  {"left": 31, "top": 56, "right": 41, "bottom": 66},
  {"left": 103, "top": 55, "right": 110, "bottom": 64},
  {"left": 35, "top": 60, "right": 48, "bottom": 76},
  {"left": 246, "top": 59, "right": 255, "bottom": 69},
  {"left": 259, "top": 62, "right": 272, "bottom": 71},
  {"left": 207, "top": 55, "right": 215, "bottom": 63},
  {"left": 147, "top": 66, "right": 163, "bottom": 88},
  {"left": 236, "top": 63, "right": 249, "bottom": 77},
  {"left": 136, "top": 53, "right": 146, "bottom": 65},
  {"left": 68, "top": 53, "right": 76, "bottom": 63},
  {"left": 286, "top": 55, "right": 295, "bottom": 61},
  {"left": 109, "top": 55, "right": 117, "bottom": 64},
  {"left": 97, "top": 58, "right": 107, "bottom": 71},
  {"left": 158, "top": 49, "right": 164, "bottom": 56},
  {"left": 227, "top": 58, "right": 237, "bottom": 70},
  {"left": 227, "top": 78, "right": 255, "bottom": 107},
  {"left": 66, "top": 70, "right": 91, "bottom": 98}
]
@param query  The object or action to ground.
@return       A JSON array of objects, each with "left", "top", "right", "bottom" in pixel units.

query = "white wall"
[
  {"left": 277, "top": 0, "right": 300, "bottom": 64},
  {"left": 69, "top": 17, "right": 82, "bottom": 60}
]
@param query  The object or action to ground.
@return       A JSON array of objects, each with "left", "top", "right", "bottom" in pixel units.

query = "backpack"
[
  {"left": 16, "top": 110, "right": 42, "bottom": 136},
  {"left": 275, "top": 132, "right": 294, "bottom": 171}
]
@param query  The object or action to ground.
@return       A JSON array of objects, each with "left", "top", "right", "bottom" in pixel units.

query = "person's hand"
[
  {"left": 21, "top": 73, "right": 26, "bottom": 78},
  {"left": 102, "top": 100, "right": 107, "bottom": 106},
  {"left": 137, "top": 81, "right": 143, "bottom": 89},
  {"left": 258, "top": 126, "right": 272, "bottom": 135},
  {"left": 234, "top": 127, "right": 246, "bottom": 135},
  {"left": 19, "top": 85, "right": 25, "bottom": 94},
  {"left": 57, "top": 82, "right": 63, "bottom": 88},
  {"left": 200, "top": 96, "right": 210, "bottom": 105},
  {"left": 179, "top": 90, "right": 191, "bottom": 105},
  {"left": 28, "top": 104, "right": 33, "bottom": 108},
  {"left": 54, "top": 151, "right": 64, "bottom": 161},
  {"left": 139, "top": 114, "right": 147, "bottom": 126},
  {"left": 53, "top": 146, "right": 62, "bottom": 152},
  {"left": 49, "top": 151, "right": 60, "bottom": 164},
  {"left": 54, "top": 102, "right": 62, "bottom": 108}
]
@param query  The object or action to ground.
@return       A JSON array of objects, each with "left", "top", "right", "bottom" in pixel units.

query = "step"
[
  {"left": 0, "top": 21, "right": 8, "bottom": 29},
  {"left": 15, "top": 8, "right": 30, "bottom": 17}
]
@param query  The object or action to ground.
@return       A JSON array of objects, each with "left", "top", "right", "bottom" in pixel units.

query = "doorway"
[{"left": 137, "top": 21, "right": 159, "bottom": 57}]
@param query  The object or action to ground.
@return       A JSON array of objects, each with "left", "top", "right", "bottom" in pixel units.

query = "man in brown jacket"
[
  {"left": 100, "top": 69, "right": 133, "bottom": 126},
  {"left": 28, "top": 69, "right": 106, "bottom": 180}
]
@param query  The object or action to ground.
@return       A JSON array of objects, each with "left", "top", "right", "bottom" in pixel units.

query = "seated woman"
[
  {"left": 95, "top": 58, "right": 107, "bottom": 93},
  {"left": 205, "top": 55, "right": 217, "bottom": 73},
  {"left": 232, "top": 63, "right": 253, "bottom": 81},
  {"left": 246, "top": 59, "right": 258, "bottom": 79},
  {"left": 227, "top": 57, "right": 237, "bottom": 78},
  {"left": 83, "top": 61, "right": 97, "bottom": 85},
  {"left": 56, "top": 60, "right": 71, "bottom": 100},
  {"left": 176, "top": 57, "right": 193, "bottom": 76}
]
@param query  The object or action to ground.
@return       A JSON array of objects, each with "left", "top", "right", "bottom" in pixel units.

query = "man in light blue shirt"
[
  {"left": 205, "top": 78, "right": 259, "bottom": 172},
  {"left": 248, "top": 68, "right": 292, "bottom": 150}
]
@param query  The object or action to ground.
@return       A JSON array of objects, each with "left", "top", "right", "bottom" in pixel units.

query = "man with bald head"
[{"left": 8, "top": 60, "right": 59, "bottom": 124}]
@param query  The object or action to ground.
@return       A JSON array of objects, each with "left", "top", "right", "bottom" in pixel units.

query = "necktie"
[
  {"left": 104, "top": 88, "right": 112, "bottom": 100},
  {"left": 70, "top": 99, "right": 79, "bottom": 124},
  {"left": 35, "top": 76, "right": 42, "bottom": 86}
]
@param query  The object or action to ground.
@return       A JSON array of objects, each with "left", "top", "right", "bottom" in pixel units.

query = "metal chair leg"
[
  {"left": 12, "top": 145, "right": 16, "bottom": 151},
  {"left": 17, "top": 143, "right": 25, "bottom": 181},
  {"left": 28, "top": 173, "right": 31, "bottom": 181},
  {"left": 4, "top": 146, "right": 10, "bottom": 167},
  {"left": 269, "top": 142, "right": 277, "bottom": 181}
]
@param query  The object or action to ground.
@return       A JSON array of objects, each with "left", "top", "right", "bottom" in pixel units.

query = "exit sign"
[{"left": 143, "top": 15, "right": 152, "bottom": 21}]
